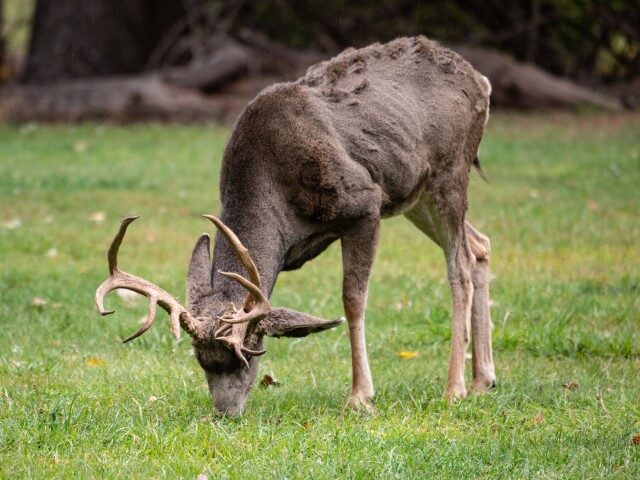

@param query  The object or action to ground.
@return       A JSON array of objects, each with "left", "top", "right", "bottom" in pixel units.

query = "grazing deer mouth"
[{"left": 203, "top": 357, "right": 260, "bottom": 415}]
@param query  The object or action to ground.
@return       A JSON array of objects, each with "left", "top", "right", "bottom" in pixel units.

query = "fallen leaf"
[
  {"left": 86, "top": 357, "right": 106, "bottom": 367},
  {"left": 394, "top": 295, "right": 411, "bottom": 311},
  {"left": 45, "top": 248, "right": 58, "bottom": 258},
  {"left": 2, "top": 218, "right": 21, "bottom": 230},
  {"left": 586, "top": 200, "right": 600, "bottom": 211},
  {"left": 20, "top": 123, "right": 37, "bottom": 134},
  {"left": 260, "top": 374, "right": 281, "bottom": 388},
  {"left": 531, "top": 413, "right": 544, "bottom": 425},
  {"left": 74, "top": 140, "right": 89, "bottom": 153},
  {"left": 90, "top": 211, "right": 106, "bottom": 224},
  {"left": 30, "top": 297, "right": 48, "bottom": 308},
  {"left": 632, "top": 434, "right": 640, "bottom": 445},
  {"left": 398, "top": 351, "right": 419, "bottom": 359},
  {"left": 562, "top": 382, "right": 580, "bottom": 390}
]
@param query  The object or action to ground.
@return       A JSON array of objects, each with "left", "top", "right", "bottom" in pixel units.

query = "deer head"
[{"left": 95, "top": 216, "right": 342, "bottom": 415}]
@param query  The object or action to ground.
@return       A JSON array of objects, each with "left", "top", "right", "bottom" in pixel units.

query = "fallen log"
[
  {"left": 0, "top": 75, "right": 226, "bottom": 122},
  {"left": 0, "top": 40, "right": 627, "bottom": 124},
  {"left": 453, "top": 45, "right": 622, "bottom": 111},
  {"left": 160, "top": 32, "right": 327, "bottom": 92},
  {"left": 235, "top": 29, "right": 327, "bottom": 77},
  {"left": 161, "top": 39, "right": 252, "bottom": 91},
  {"left": 0, "top": 32, "right": 328, "bottom": 124}
]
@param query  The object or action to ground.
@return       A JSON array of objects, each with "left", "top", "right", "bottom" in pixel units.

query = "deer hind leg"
[
  {"left": 405, "top": 195, "right": 474, "bottom": 401},
  {"left": 465, "top": 222, "right": 497, "bottom": 392},
  {"left": 341, "top": 214, "right": 380, "bottom": 414}
]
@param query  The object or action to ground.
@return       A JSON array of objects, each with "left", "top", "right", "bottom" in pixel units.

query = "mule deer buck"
[{"left": 95, "top": 36, "right": 496, "bottom": 415}]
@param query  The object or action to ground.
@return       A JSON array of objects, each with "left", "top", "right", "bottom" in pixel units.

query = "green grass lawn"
[{"left": 1, "top": 114, "right": 639, "bottom": 479}]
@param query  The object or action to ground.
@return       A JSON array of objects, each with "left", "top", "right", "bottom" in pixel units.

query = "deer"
[{"left": 95, "top": 36, "right": 496, "bottom": 416}]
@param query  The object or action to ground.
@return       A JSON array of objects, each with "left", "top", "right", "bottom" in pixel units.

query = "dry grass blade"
[{"left": 595, "top": 388, "right": 611, "bottom": 417}]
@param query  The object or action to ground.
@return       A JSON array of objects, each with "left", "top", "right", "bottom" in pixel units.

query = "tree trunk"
[
  {"left": 0, "top": 0, "right": 5, "bottom": 81},
  {"left": 0, "top": 74, "right": 233, "bottom": 122},
  {"left": 23, "top": 0, "right": 185, "bottom": 83}
]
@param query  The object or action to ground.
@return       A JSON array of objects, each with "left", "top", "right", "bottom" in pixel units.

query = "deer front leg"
[
  {"left": 444, "top": 237, "right": 475, "bottom": 402},
  {"left": 466, "top": 222, "right": 497, "bottom": 393},
  {"left": 341, "top": 215, "right": 379, "bottom": 414}
]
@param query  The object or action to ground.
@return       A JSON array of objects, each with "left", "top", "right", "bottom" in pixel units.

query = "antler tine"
[
  {"left": 215, "top": 334, "right": 267, "bottom": 369},
  {"left": 107, "top": 215, "right": 139, "bottom": 275},
  {"left": 215, "top": 317, "right": 267, "bottom": 369},
  {"left": 202, "top": 215, "right": 261, "bottom": 289},
  {"left": 121, "top": 295, "right": 157, "bottom": 343},
  {"left": 95, "top": 216, "right": 202, "bottom": 343},
  {"left": 216, "top": 271, "right": 270, "bottom": 325},
  {"left": 95, "top": 215, "right": 140, "bottom": 316}
]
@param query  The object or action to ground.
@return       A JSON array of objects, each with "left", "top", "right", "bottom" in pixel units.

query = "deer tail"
[{"left": 473, "top": 155, "right": 489, "bottom": 183}]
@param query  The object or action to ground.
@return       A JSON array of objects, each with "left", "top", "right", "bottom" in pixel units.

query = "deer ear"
[
  {"left": 186, "top": 233, "right": 211, "bottom": 308},
  {"left": 259, "top": 308, "right": 344, "bottom": 338}
]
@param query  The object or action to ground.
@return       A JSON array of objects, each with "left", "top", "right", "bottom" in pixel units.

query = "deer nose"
[
  {"left": 213, "top": 399, "right": 245, "bottom": 417},
  {"left": 205, "top": 370, "right": 249, "bottom": 416}
]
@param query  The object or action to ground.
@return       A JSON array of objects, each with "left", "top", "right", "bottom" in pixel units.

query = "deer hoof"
[
  {"left": 444, "top": 384, "right": 467, "bottom": 403},
  {"left": 346, "top": 393, "right": 377, "bottom": 415},
  {"left": 471, "top": 377, "right": 497, "bottom": 394}
]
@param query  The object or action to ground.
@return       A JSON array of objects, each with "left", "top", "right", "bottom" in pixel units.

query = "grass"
[{"left": 1, "top": 113, "right": 639, "bottom": 479}]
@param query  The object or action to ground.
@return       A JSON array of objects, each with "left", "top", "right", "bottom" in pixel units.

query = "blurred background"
[{"left": 1, "top": 0, "right": 639, "bottom": 124}]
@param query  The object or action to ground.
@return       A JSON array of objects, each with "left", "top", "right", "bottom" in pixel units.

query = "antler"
[
  {"left": 95, "top": 216, "right": 203, "bottom": 343},
  {"left": 203, "top": 215, "right": 270, "bottom": 367}
]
